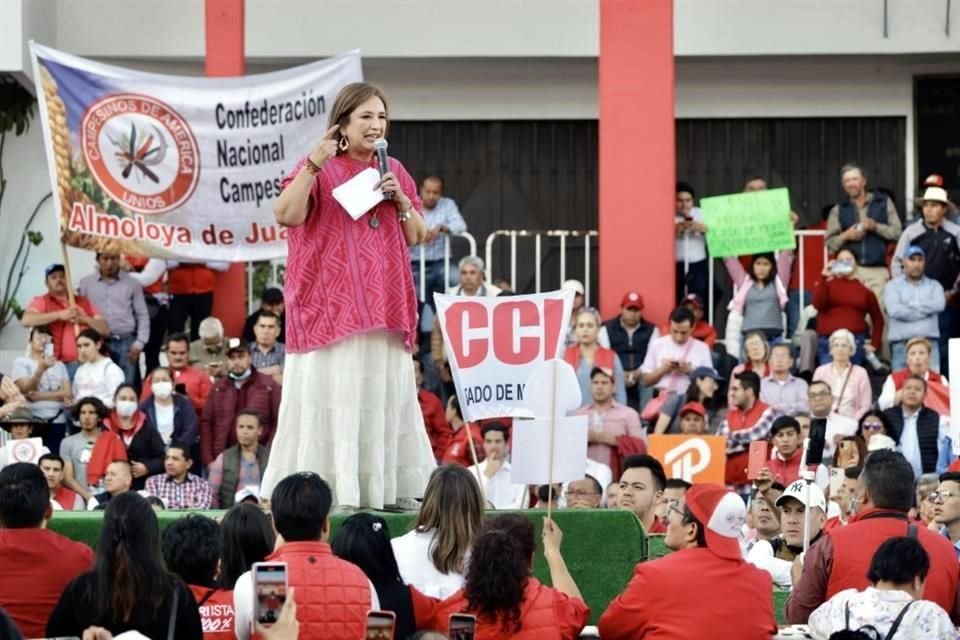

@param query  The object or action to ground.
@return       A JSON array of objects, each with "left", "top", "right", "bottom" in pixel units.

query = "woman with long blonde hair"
[{"left": 391, "top": 465, "right": 485, "bottom": 598}]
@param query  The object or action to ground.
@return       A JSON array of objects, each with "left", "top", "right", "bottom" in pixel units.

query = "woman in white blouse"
[
  {"left": 391, "top": 465, "right": 484, "bottom": 598},
  {"left": 71, "top": 329, "right": 125, "bottom": 409},
  {"left": 809, "top": 536, "right": 955, "bottom": 639}
]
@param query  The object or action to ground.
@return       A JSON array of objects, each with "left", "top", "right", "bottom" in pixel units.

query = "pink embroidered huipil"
[{"left": 281, "top": 155, "right": 423, "bottom": 354}]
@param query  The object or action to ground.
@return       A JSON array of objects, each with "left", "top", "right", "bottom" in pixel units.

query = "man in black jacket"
[
  {"left": 883, "top": 374, "right": 944, "bottom": 477},
  {"left": 603, "top": 290, "right": 658, "bottom": 412}
]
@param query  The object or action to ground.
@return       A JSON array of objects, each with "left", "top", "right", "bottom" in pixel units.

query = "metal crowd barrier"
[
  {"left": 484, "top": 229, "right": 598, "bottom": 306},
  {"left": 244, "top": 233, "right": 479, "bottom": 311},
  {"left": 415, "top": 232, "right": 478, "bottom": 302},
  {"left": 701, "top": 229, "right": 828, "bottom": 326}
]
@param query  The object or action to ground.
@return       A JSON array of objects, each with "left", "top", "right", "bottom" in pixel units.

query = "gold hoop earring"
[{"left": 338, "top": 137, "right": 349, "bottom": 152}]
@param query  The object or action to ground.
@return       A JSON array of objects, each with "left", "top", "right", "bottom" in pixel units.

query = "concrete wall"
[{"left": 4, "top": 0, "right": 955, "bottom": 65}]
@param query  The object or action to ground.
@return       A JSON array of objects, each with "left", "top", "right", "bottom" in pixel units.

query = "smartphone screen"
[
  {"left": 252, "top": 562, "right": 288, "bottom": 626},
  {"left": 44, "top": 343, "right": 55, "bottom": 358},
  {"left": 449, "top": 613, "right": 477, "bottom": 640},
  {"left": 365, "top": 611, "right": 396, "bottom": 640},
  {"left": 747, "top": 440, "right": 769, "bottom": 480}
]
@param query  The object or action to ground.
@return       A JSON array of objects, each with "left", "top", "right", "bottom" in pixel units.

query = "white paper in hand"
[
  {"left": 511, "top": 415, "right": 589, "bottom": 485},
  {"left": 331, "top": 167, "right": 383, "bottom": 220},
  {"left": 522, "top": 359, "right": 582, "bottom": 419}
]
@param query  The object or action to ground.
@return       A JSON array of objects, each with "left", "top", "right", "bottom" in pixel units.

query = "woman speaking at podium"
[{"left": 263, "top": 82, "right": 436, "bottom": 510}]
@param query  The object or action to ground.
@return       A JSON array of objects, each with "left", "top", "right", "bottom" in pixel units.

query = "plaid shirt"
[
  {"left": 717, "top": 401, "right": 782, "bottom": 455},
  {"left": 248, "top": 341, "right": 285, "bottom": 370},
  {"left": 145, "top": 473, "right": 214, "bottom": 510},
  {"left": 208, "top": 451, "right": 263, "bottom": 508}
]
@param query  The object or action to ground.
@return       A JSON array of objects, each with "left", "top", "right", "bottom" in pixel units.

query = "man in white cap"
[
  {"left": 892, "top": 185, "right": 960, "bottom": 373},
  {"left": 599, "top": 483, "right": 777, "bottom": 639},
  {"left": 747, "top": 479, "right": 827, "bottom": 588}
]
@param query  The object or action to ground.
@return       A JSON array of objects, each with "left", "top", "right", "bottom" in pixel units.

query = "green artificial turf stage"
[
  {"left": 48, "top": 509, "right": 645, "bottom": 625},
  {"left": 49, "top": 509, "right": 789, "bottom": 625}
]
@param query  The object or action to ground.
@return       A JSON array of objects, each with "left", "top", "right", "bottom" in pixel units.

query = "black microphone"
[{"left": 374, "top": 138, "right": 391, "bottom": 200}]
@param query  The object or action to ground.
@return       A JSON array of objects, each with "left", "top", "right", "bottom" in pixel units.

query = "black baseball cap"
[{"left": 45, "top": 264, "right": 65, "bottom": 278}]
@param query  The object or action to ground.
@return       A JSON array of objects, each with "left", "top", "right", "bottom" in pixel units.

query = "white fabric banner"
[
  {"left": 435, "top": 290, "right": 574, "bottom": 422},
  {"left": 30, "top": 42, "right": 362, "bottom": 261}
]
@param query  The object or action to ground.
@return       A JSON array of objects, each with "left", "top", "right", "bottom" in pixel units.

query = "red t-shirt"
[
  {"left": 189, "top": 584, "right": 235, "bottom": 639},
  {"left": 647, "top": 518, "right": 668, "bottom": 534},
  {"left": 441, "top": 423, "right": 485, "bottom": 467},
  {"left": 418, "top": 388, "right": 452, "bottom": 460},
  {"left": 26, "top": 293, "right": 100, "bottom": 363},
  {"left": 599, "top": 547, "right": 776, "bottom": 640},
  {"left": 412, "top": 579, "right": 589, "bottom": 640},
  {"left": 789, "top": 221, "right": 827, "bottom": 292},
  {"left": 0, "top": 528, "right": 93, "bottom": 638}
]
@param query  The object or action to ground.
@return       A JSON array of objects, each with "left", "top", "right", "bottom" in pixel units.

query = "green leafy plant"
[{"left": 0, "top": 73, "right": 51, "bottom": 333}]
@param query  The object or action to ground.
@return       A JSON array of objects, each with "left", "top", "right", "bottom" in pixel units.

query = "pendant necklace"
[{"left": 369, "top": 213, "right": 380, "bottom": 229}]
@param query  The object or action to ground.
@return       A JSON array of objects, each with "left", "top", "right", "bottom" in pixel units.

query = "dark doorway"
[
  {"left": 916, "top": 75, "right": 960, "bottom": 203},
  {"left": 390, "top": 116, "right": 907, "bottom": 301}
]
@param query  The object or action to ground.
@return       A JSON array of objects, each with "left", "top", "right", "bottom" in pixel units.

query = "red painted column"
[
  {"left": 598, "top": 0, "right": 675, "bottom": 324},
  {"left": 205, "top": 0, "right": 247, "bottom": 338}
]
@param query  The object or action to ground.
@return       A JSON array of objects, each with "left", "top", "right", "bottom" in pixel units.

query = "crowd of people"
[{"left": 1, "top": 89, "right": 960, "bottom": 637}]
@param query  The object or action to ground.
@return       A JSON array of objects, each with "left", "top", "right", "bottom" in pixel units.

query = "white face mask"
[
  {"left": 152, "top": 381, "right": 173, "bottom": 400},
  {"left": 115, "top": 400, "right": 138, "bottom": 418}
]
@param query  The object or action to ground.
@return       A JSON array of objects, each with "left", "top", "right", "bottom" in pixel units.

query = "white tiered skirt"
[{"left": 260, "top": 330, "right": 436, "bottom": 509}]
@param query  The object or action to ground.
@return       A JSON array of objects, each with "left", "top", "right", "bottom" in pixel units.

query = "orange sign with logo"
[{"left": 647, "top": 435, "right": 727, "bottom": 484}]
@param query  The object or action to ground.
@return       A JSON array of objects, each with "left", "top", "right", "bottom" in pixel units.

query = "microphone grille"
[{"left": 373, "top": 138, "right": 388, "bottom": 150}]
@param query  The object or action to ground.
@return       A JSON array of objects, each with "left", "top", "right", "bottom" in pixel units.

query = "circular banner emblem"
[
  {"left": 81, "top": 93, "right": 200, "bottom": 214},
  {"left": 11, "top": 440, "right": 38, "bottom": 463}
]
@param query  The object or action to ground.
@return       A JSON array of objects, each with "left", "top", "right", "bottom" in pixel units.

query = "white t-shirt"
[
  {"left": 466, "top": 460, "right": 529, "bottom": 510},
  {"left": 72, "top": 358, "right": 125, "bottom": 408},
  {"left": 233, "top": 567, "right": 379, "bottom": 640},
  {"left": 153, "top": 401, "right": 175, "bottom": 445},
  {"left": 11, "top": 357, "right": 69, "bottom": 420},
  {"left": 392, "top": 529, "right": 466, "bottom": 599},
  {"left": 675, "top": 207, "right": 707, "bottom": 263}
]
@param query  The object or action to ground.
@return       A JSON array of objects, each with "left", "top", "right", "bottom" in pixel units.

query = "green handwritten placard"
[{"left": 700, "top": 188, "right": 795, "bottom": 258}]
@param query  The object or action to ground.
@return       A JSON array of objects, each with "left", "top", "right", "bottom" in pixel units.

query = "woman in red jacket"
[{"left": 412, "top": 514, "right": 589, "bottom": 640}]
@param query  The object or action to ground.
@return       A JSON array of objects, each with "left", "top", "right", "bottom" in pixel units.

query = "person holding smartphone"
[{"left": 11, "top": 325, "right": 71, "bottom": 453}]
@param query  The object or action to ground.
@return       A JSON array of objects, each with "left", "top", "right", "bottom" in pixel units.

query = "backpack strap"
[
  {"left": 884, "top": 600, "right": 916, "bottom": 640},
  {"left": 907, "top": 522, "right": 918, "bottom": 539},
  {"left": 197, "top": 588, "right": 217, "bottom": 606}
]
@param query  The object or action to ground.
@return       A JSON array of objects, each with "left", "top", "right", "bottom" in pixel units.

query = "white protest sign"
[
  {"left": 510, "top": 359, "right": 588, "bottom": 487},
  {"left": 4, "top": 438, "right": 45, "bottom": 465},
  {"left": 823, "top": 413, "right": 858, "bottom": 458},
  {"left": 511, "top": 416, "right": 589, "bottom": 485},
  {"left": 435, "top": 290, "right": 574, "bottom": 422}
]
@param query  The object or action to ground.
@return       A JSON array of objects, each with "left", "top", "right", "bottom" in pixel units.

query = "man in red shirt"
[
  {"left": 617, "top": 454, "right": 667, "bottom": 534},
  {"left": 0, "top": 463, "right": 93, "bottom": 637},
  {"left": 717, "top": 370, "right": 781, "bottom": 491},
  {"left": 599, "top": 483, "right": 777, "bottom": 639},
  {"left": 141, "top": 333, "right": 213, "bottom": 413},
  {"left": 21, "top": 263, "right": 109, "bottom": 376},
  {"left": 39, "top": 453, "right": 84, "bottom": 511},
  {"left": 441, "top": 395, "right": 483, "bottom": 467},
  {"left": 787, "top": 449, "right": 960, "bottom": 624},
  {"left": 680, "top": 293, "right": 717, "bottom": 347},
  {"left": 413, "top": 356, "right": 451, "bottom": 460}
]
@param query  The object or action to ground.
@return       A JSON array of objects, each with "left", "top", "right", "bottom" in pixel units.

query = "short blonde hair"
[{"left": 905, "top": 337, "right": 933, "bottom": 356}]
